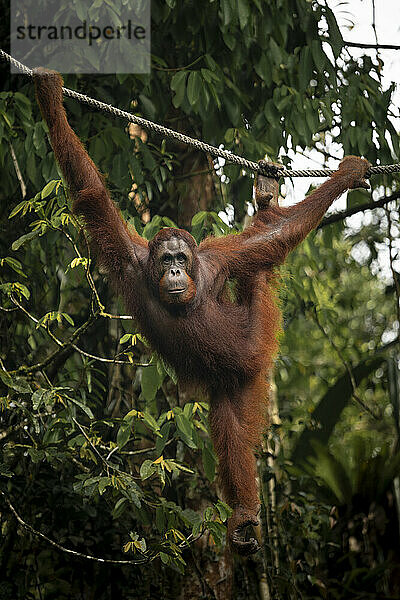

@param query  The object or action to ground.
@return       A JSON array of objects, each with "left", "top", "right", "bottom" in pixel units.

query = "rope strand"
[{"left": 1, "top": 49, "right": 400, "bottom": 178}]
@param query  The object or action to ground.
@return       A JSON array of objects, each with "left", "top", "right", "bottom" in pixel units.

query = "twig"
[
  {"left": 70, "top": 344, "right": 148, "bottom": 366},
  {"left": 0, "top": 490, "right": 149, "bottom": 565},
  {"left": 9, "top": 297, "right": 97, "bottom": 375},
  {"left": 122, "top": 439, "right": 174, "bottom": 455},
  {"left": 61, "top": 216, "right": 133, "bottom": 320},
  {"left": 152, "top": 54, "right": 205, "bottom": 72},
  {"left": 9, "top": 142, "right": 26, "bottom": 199},
  {"left": 70, "top": 416, "right": 140, "bottom": 481},
  {"left": 7, "top": 298, "right": 145, "bottom": 372},
  {"left": 71, "top": 415, "right": 112, "bottom": 472},
  {"left": 100, "top": 312, "right": 134, "bottom": 320},
  {"left": 60, "top": 216, "right": 133, "bottom": 320},
  {"left": 99, "top": 438, "right": 174, "bottom": 456},
  {"left": 61, "top": 225, "right": 103, "bottom": 312}
]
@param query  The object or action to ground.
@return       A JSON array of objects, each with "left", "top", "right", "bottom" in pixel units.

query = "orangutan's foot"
[{"left": 228, "top": 505, "right": 260, "bottom": 556}]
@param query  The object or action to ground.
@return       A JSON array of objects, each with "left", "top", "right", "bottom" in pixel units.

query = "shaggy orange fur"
[{"left": 34, "top": 67, "right": 370, "bottom": 555}]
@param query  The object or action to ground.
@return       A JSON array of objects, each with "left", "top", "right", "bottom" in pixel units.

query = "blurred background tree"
[{"left": 0, "top": 0, "right": 399, "bottom": 598}]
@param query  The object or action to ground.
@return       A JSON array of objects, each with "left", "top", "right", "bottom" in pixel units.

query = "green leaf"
[
  {"left": 0, "top": 371, "right": 14, "bottom": 389},
  {"left": 0, "top": 282, "right": 30, "bottom": 300},
  {"left": 28, "top": 448, "right": 45, "bottom": 464},
  {"left": 141, "top": 364, "right": 164, "bottom": 402},
  {"left": 308, "top": 441, "right": 352, "bottom": 505},
  {"left": 2, "top": 257, "right": 26, "bottom": 278},
  {"left": 142, "top": 215, "right": 162, "bottom": 240},
  {"left": 112, "top": 497, "right": 128, "bottom": 519},
  {"left": 142, "top": 411, "right": 161, "bottom": 435},
  {"left": 187, "top": 72, "right": 201, "bottom": 107},
  {"left": 117, "top": 420, "right": 132, "bottom": 450},
  {"left": 269, "top": 38, "right": 282, "bottom": 65},
  {"left": 171, "top": 71, "right": 188, "bottom": 109},
  {"left": 140, "top": 459, "right": 156, "bottom": 480},
  {"left": 181, "top": 508, "right": 202, "bottom": 527},
  {"left": 324, "top": 6, "right": 343, "bottom": 59},
  {"left": 299, "top": 47, "right": 312, "bottom": 90},
  {"left": 129, "top": 154, "right": 144, "bottom": 185},
  {"left": 98, "top": 477, "right": 111, "bottom": 495},
  {"left": 140, "top": 143, "right": 157, "bottom": 172},
  {"left": 202, "top": 444, "right": 216, "bottom": 482},
  {"left": 156, "top": 506, "right": 166, "bottom": 532},
  {"left": 14, "top": 92, "right": 32, "bottom": 114},
  {"left": 191, "top": 211, "right": 207, "bottom": 226},
  {"left": 215, "top": 500, "right": 232, "bottom": 522},
  {"left": 156, "top": 422, "right": 172, "bottom": 455},
  {"left": 207, "top": 521, "right": 226, "bottom": 546},
  {"left": 32, "top": 388, "right": 47, "bottom": 410},
  {"left": 66, "top": 395, "right": 94, "bottom": 419},
  {"left": 159, "top": 358, "right": 178, "bottom": 384},
  {"left": 237, "top": 0, "right": 250, "bottom": 30},
  {"left": 160, "top": 552, "right": 170, "bottom": 564},
  {"left": 9, "top": 200, "right": 28, "bottom": 219},
  {"left": 161, "top": 217, "right": 177, "bottom": 228},
  {"left": 120, "top": 333, "right": 135, "bottom": 344},
  {"left": 0, "top": 372, "right": 32, "bottom": 393},
  {"left": 255, "top": 54, "right": 271, "bottom": 84},
  {"left": 11, "top": 229, "right": 41, "bottom": 251},
  {"left": 175, "top": 413, "right": 196, "bottom": 448},
  {"left": 61, "top": 313, "right": 74, "bottom": 326},
  {"left": 220, "top": 0, "right": 233, "bottom": 26},
  {"left": 204, "top": 506, "right": 214, "bottom": 521},
  {"left": 41, "top": 180, "right": 58, "bottom": 199},
  {"left": 311, "top": 40, "right": 325, "bottom": 73},
  {"left": 0, "top": 463, "right": 13, "bottom": 478}
]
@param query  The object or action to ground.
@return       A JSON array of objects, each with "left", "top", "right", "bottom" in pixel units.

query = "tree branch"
[
  {"left": 0, "top": 490, "right": 202, "bottom": 565},
  {"left": 319, "top": 192, "right": 400, "bottom": 228},
  {"left": 344, "top": 40, "right": 400, "bottom": 51},
  {"left": 0, "top": 490, "right": 149, "bottom": 565},
  {"left": 7, "top": 299, "right": 146, "bottom": 373}
]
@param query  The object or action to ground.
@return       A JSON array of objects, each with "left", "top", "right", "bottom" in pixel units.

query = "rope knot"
[{"left": 257, "top": 160, "right": 283, "bottom": 180}]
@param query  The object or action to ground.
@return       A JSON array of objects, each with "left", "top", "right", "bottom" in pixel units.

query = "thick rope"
[{"left": 1, "top": 49, "right": 400, "bottom": 178}]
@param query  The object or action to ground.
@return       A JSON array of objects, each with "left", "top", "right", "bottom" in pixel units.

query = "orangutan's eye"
[{"left": 177, "top": 253, "right": 187, "bottom": 264}]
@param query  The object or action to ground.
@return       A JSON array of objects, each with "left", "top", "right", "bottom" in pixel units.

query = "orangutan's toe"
[{"left": 230, "top": 521, "right": 260, "bottom": 556}]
